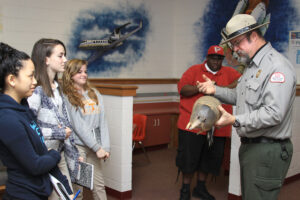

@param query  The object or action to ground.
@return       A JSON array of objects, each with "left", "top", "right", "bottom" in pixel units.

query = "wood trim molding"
[
  {"left": 284, "top": 173, "right": 300, "bottom": 185},
  {"left": 92, "top": 84, "right": 138, "bottom": 96},
  {"left": 91, "top": 79, "right": 300, "bottom": 96},
  {"left": 89, "top": 78, "right": 179, "bottom": 85},
  {"left": 105, "top": 187, "right": 132, "bottom": 200},
  {"left": 228, "top": 193, "right": 242, "bottom": 200},
  {"left": 0, "top": 185, "right": 5, "bottom": 194}
]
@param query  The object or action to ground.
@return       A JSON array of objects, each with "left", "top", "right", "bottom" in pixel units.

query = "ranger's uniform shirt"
[{"left": 215, "top": 43, "right": 297, "bottom": 139}]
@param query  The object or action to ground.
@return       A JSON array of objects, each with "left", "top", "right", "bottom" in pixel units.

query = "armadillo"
[{"left": 186, "top": 95, "right": 221, "bottom": 147}]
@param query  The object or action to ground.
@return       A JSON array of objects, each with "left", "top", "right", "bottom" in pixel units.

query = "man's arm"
[
  {"left": 180, "top": 85, "right": 200, "bottom": 97},
  {"left": 197, "top": 74, "right": 237, "bottom": 105},
  {"left": 196, "top": 75, "right": 216, "bottom": 95}
]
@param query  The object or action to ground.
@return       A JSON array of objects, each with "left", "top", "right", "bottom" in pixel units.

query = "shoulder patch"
[{"left": 270, "top": 72, "right": 285, "bottom": 83}]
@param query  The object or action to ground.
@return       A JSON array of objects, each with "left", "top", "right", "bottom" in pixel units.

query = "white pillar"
[
  {"left": 101, "top": 95, "right": 133, "bottom": 192},
  {"left": 228, "top": 126, "right": 242, "bottom": 196}
]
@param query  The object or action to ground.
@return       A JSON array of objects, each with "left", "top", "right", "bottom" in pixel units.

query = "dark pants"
[
  {"left": 176, "top": 129, "right": 225, "bottom": 175},
  {"left": 239, "top": 139, "right": 293, "bottom": 200}
]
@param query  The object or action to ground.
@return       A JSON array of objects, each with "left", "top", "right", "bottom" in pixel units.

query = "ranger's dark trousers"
[{"left": 239, "top": 137, "right": 292, "bottom": 200}]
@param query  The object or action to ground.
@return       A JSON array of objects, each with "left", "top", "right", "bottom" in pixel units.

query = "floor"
[
  {"left": 104, "top": 147, "right": 300, "bottom": 200},
  {"left": 1, "top": 147, "right": 299, "bottom": 199}
]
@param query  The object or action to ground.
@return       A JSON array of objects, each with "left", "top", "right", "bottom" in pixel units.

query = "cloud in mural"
[
  {"left": 68, "top": 3, "right": 150, "bottom": 76},
  {"left": 126, "top": 35, "right": 143, "bottom": 41},
  {"left": 103, "top": 46, "right": 136, "bottom": 63},
  {"left": 73, "top": 51, "right": 89, "bottom": 60},
  {"left": 80, "top": 13, "right": 96, "bottom": 21},
  {"left": 80, "top": 26, "right": 110, "bottom": 39}
]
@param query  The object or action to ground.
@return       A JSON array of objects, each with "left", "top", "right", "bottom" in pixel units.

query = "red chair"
[{"left": 132, "top": 114, "right": 150, "bottom": 162}]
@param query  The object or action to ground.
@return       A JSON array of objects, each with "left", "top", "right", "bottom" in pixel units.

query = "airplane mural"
[{"left": 79, "top": 21, "right": 143, "bottom": 62}]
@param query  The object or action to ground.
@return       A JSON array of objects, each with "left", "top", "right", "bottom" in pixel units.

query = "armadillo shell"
[
  {"left": 194, "top": 96, "right": 221, "bottom": 120},
  {"left": 186, "top": 95, "right": 222, "bottom": 132}
]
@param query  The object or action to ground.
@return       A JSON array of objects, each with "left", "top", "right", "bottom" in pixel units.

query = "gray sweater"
[{"left": 64, "top": 89, "right": 110, "bottom": 153}]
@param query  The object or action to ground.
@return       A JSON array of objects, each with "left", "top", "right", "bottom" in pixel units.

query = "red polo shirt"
[{"left": 177, "top": 61, "right": 241, "bottom": 137}]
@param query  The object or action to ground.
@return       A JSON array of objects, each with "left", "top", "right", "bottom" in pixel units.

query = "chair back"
[{"left": 133, "top": 114, "right": 147, "bottom": 141}]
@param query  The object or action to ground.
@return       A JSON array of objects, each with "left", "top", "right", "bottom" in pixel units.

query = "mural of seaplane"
[{"left": 79, "top": 20, "right": 143, "bottom": 62}]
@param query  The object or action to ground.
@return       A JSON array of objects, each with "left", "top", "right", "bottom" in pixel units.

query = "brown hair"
[
  {"left": 61, "top": 59, "right": 98, "bottom": 110},
  {"left": 31, "top": 38, "right": 66, "bottom": 97}
]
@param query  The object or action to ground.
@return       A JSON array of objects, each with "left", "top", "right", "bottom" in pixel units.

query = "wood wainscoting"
[
  {"left": 297, "top": 85, "right": 300, "bottom": 96},
  {"left": 90, "top": 79, "right": 300, "bottom": 96},
  {"left": 89, "top": 78, "right": 179, "bottom": 85}
]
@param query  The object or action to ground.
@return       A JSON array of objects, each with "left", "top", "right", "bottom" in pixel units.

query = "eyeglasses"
[{"left": 230, "top": 36, "right": 247, "bottom": 49}]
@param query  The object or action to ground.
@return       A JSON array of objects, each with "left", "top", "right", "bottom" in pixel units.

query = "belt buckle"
[{"left": 241, "top": 137, "right": 249, "bottom": 144}]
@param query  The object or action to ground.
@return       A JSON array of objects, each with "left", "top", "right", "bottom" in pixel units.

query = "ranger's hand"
[
  {"left": 197, "top": 75, "right": 216, "bottom": 95},
  {"left": 215, "top": 105, "right": 235, "bottom": 128}
]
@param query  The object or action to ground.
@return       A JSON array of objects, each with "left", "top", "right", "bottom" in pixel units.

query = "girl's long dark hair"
[{"left": 0, "top": 42, "right": 30, "bottom": 93}]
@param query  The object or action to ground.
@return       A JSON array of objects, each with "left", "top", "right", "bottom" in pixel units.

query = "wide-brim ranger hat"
[{"left": 220, "top": 14, "right": 270, "bottom": 45}]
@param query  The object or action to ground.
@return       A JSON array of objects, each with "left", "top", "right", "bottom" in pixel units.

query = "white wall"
[
  {"left": 0, "top": 0, "right": 176, "bottom": 78},
  {"left": 0, "top": 0, "right": 212, "bottom": 78},
  {"left": 172, "top": 0, "right": 210, "bottom": 77},
  {"left": 288, "top": 96, "right": 300, "bottom": 177},
  {"left": 101, "top": 95, "right": 133, "bottom": 192},
  {"left": 1, "top": 0, "right": 299, "bottom": 79},
  {"left": 228, "top": 125, "right": 241, "bottom": 196}
]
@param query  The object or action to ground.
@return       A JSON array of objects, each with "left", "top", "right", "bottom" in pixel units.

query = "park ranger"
[{"left": 197, "top": 14, "right": 297, "bottom": 200}]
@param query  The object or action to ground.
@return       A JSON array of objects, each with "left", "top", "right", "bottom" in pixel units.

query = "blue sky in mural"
[
  {"left": 194, "top": 0, "right": 238, "bottom": 62},
  {"left": 194, "top": 0, "right": 300, "bottom": 63},
  {"left": 68, "top": 3, "right": 149, "bottom": 75}
]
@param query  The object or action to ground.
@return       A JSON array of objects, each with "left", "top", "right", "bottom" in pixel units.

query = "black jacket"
[{"left": 0, "top": 94, "right": 72, "bottom": 199}]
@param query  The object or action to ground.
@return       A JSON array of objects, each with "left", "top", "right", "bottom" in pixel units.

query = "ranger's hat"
[{"left": 221, "top": 14, "right": 270, "bottom": 45}]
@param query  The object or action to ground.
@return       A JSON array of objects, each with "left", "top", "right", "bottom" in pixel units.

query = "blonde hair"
[{"left": 62, "top": 59, "right": 98, "bottom": 110}]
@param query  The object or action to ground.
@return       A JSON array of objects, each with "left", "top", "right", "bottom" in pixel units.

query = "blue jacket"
[{"left": 0, "top": 94, "right": 72, "bottom": 200}]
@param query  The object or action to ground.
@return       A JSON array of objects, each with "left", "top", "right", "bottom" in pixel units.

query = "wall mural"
[
  {"left": 65, "top": 0, "right": 300, "bottom": 78},
  {"left": 78, "top": 21, "right": 143, "bottom": 63},
  {"left": 193, "top": 0, "right": 300, "bottom": 69},
  {"left": 68, "top": 3, "right": 150, "bottom": 76}
]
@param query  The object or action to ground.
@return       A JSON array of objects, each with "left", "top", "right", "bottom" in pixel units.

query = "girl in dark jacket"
[{"left": 0, "top": 42, "right": 73, "bottom": 200}]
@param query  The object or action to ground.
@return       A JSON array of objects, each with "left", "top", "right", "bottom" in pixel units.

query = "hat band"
[{"left": 227, "top": 23, "right": 259, "bottom": 39}]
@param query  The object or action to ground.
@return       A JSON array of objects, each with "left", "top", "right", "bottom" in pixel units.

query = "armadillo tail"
[{"left": 207, "top": 129, "right": 214, "bottom": 147}]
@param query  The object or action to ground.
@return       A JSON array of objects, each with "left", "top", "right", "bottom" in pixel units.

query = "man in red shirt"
[{"left": 176, "top": 45, "right": 241, "bottom": 200}]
